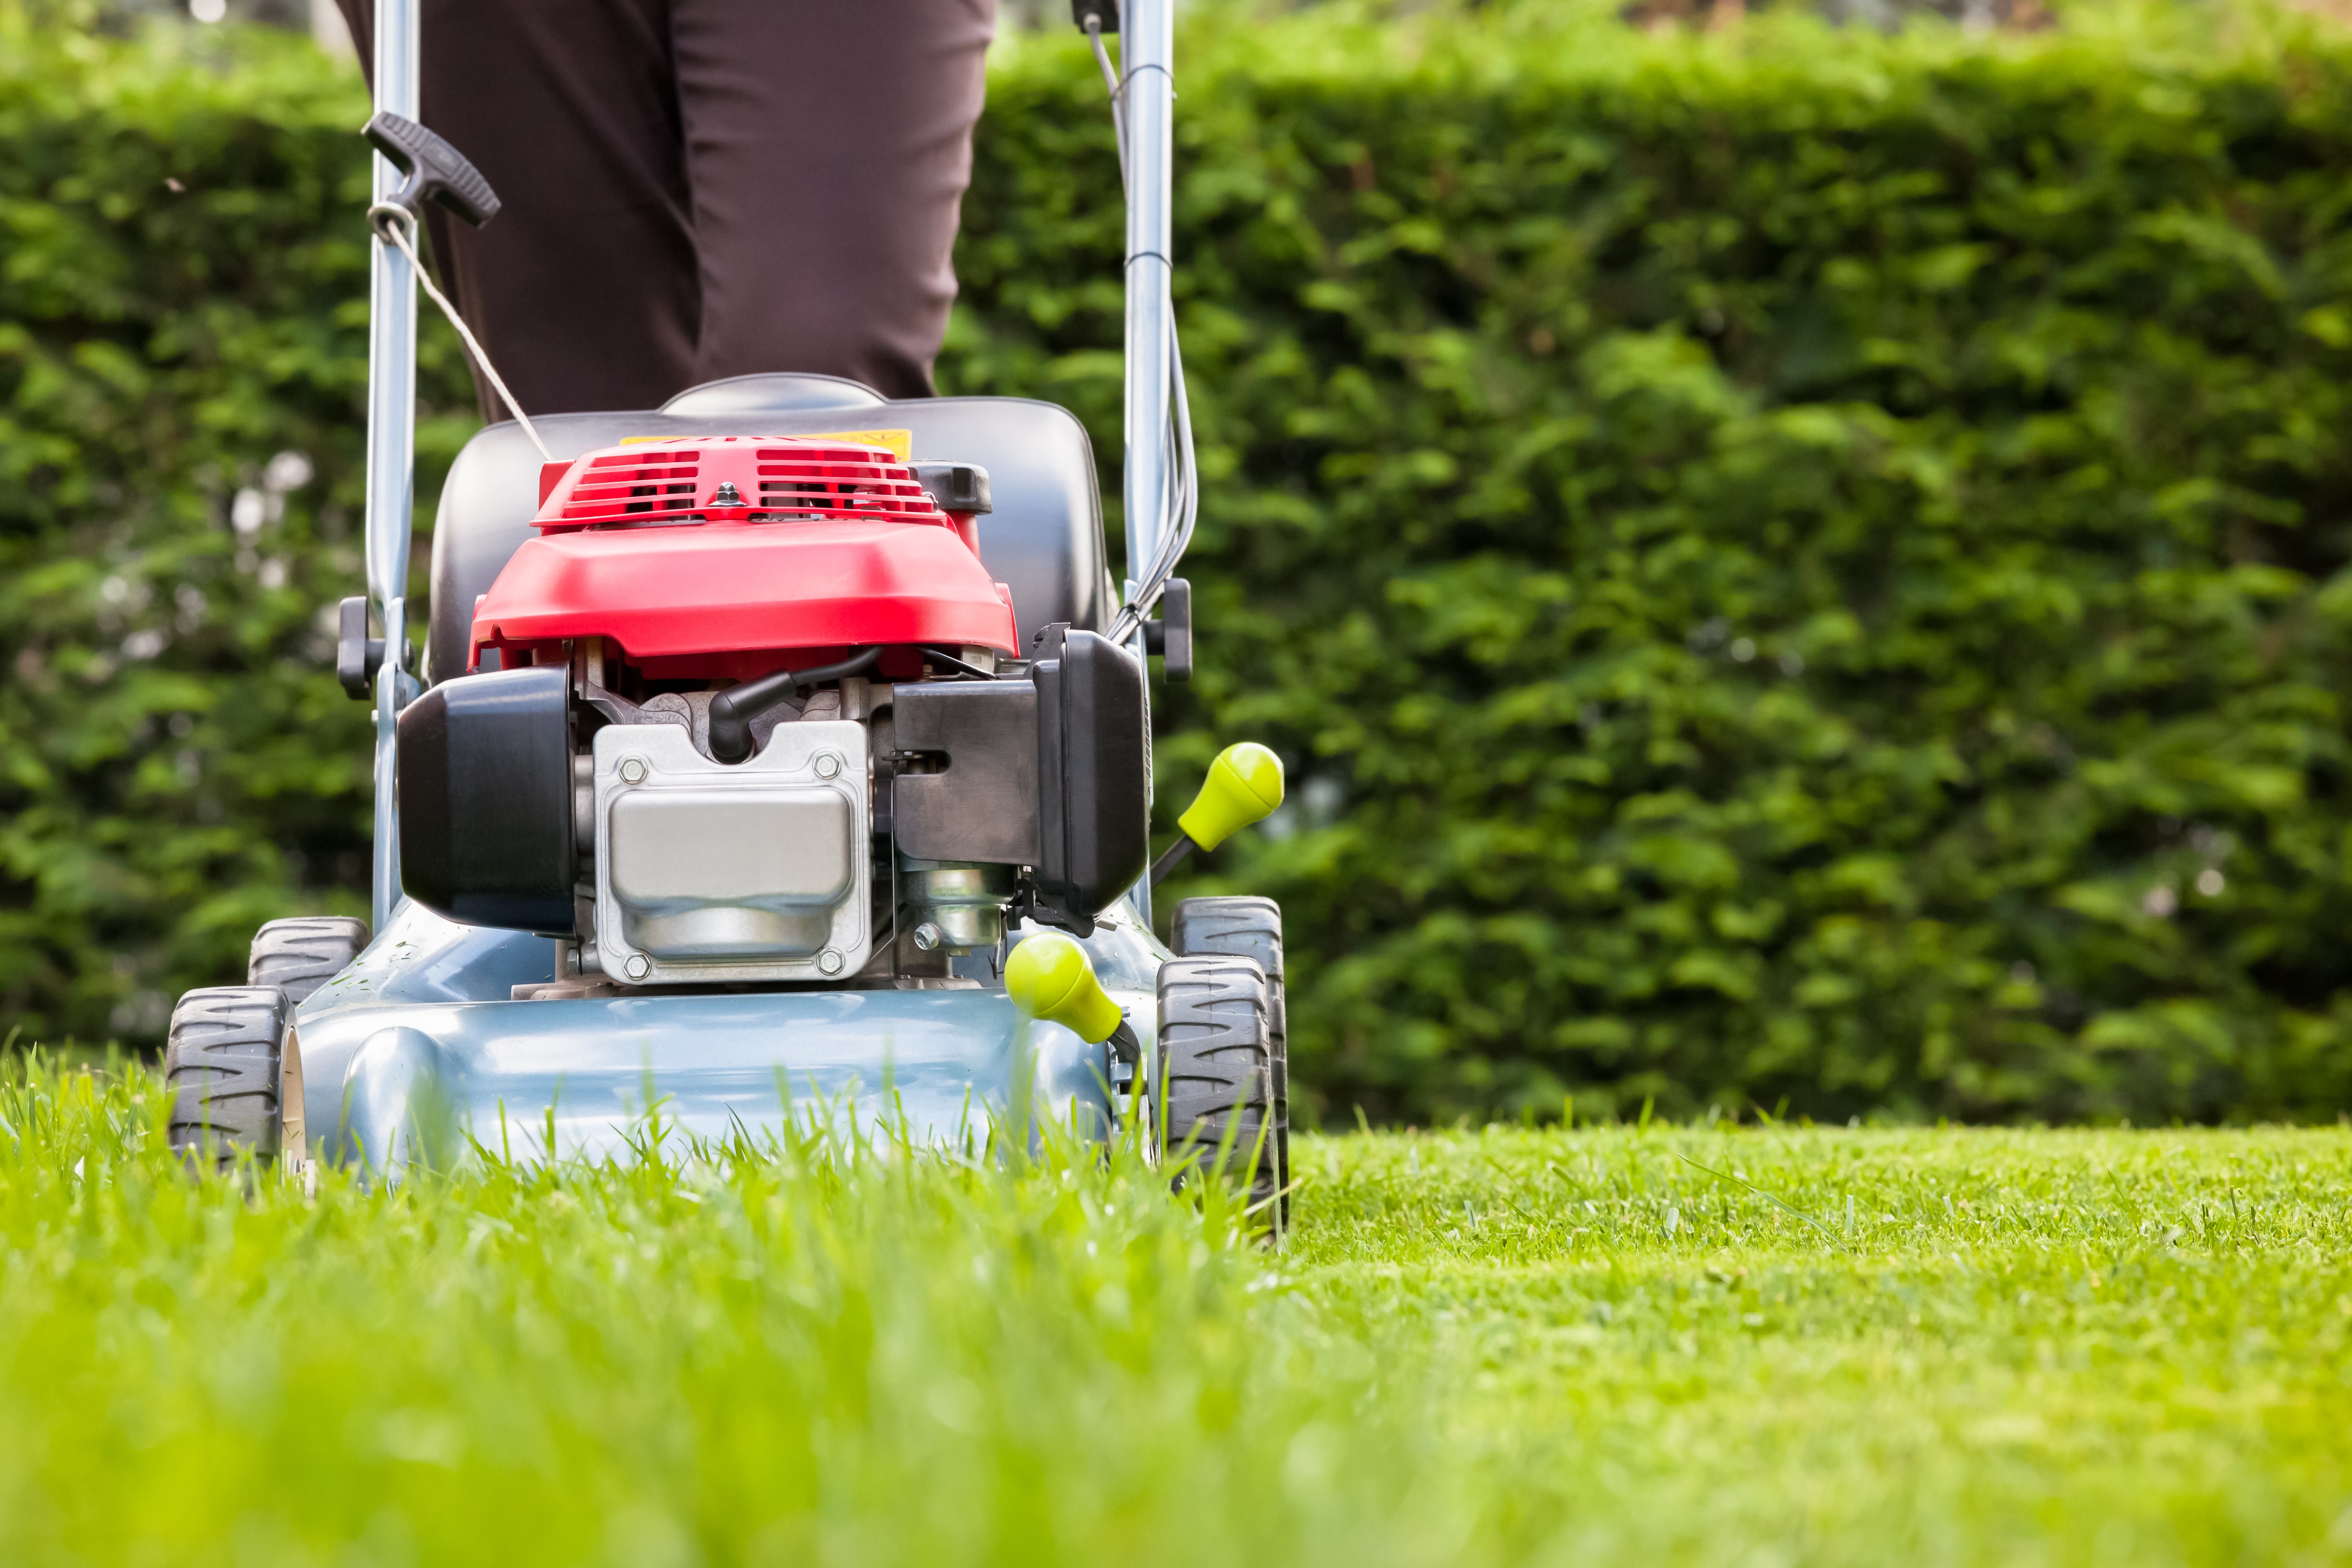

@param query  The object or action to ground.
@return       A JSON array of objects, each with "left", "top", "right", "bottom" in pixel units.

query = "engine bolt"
[
  {"left": 624, "top": 954, "right": 650, "bottom": 981},
  {"left": 619, "top": 757, "right": 647, "bottom": 785},
  {"left": 912, "top": 922, "right": 944, "bottom": 952},
  {"left": 817, "top": 948, "right": 845, "bottom": 975},
  {"left": 813, "top": 751, "right": 841, "bottom": 780}
]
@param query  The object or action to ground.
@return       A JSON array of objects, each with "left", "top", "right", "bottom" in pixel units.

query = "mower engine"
[{"left": 394, "top": 435, "right": 1149, "bottom": 989}]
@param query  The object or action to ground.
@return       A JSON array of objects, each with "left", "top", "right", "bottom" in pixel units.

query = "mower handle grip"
[{"left": 363, "top": 111, "right": 501, "bottom": 228}]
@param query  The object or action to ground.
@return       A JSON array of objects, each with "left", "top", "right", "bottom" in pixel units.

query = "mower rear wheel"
[
  {"left": 1156, "top": 954, "right": 1282, "bottom": 1233},
  {"left": 248, "top": 916, "right": 369, "bottom": 1004},
  {"left": 163, "top": 986, "right": 306, "bottom": 1172},
  {"left": 1170, "top": 896, "right": 1288, "bottom": 1229}
]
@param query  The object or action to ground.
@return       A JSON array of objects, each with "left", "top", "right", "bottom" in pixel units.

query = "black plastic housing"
[
  {"left": 396, "top": 665, "right": 577, "bottom": 935},
  {"left": 1143, "top": 577, "right": 1191, "bottom": 684},
  {"left": 336, "top": 596, "right": 381, "bottom": 700},
  {"left": 911, "top": 462, "right": 992, "bottom": 517},
  {"left": 894, "top": 681, "right": 1042, "bottom": 865},
  {"left": 1032, "top": 626, "right": 1149, "bottom": 932},
  {"left": 889, "top": 627, "right": 1149, "bottom": 934}
]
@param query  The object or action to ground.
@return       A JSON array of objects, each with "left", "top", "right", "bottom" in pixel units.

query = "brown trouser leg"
[{"left": 336, "top": 0, "right": 997, "bottom": 416}]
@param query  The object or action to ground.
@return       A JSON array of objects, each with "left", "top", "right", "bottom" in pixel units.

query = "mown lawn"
[{"left": 2, "top": 1062, "right": 2347, "bottom": 1566}]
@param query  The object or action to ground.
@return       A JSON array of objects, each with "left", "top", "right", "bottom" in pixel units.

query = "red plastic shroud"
[{"left": 470, "top": 436, "right": 1017, "bottom": 678}]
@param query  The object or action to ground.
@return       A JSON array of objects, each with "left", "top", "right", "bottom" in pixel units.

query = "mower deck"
[{"left": 297, "top": 899, "right": 1164, "bottom": 1170}]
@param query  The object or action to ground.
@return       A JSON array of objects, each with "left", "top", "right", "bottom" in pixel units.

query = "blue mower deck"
[{"left": 297, "top": 899, "right": 1167, "bottom": 1169}]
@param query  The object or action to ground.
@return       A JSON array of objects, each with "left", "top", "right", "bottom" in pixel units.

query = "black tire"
[
  {"left": 248, "top": 916, "right": 368, "bottom": 1004},
  {"left": 164, "top": 986, "right": 306, "bottom": 1170},
  {"left": 1171, "top": 896, "right": 1288, "bottom": 1228},
  {"left": 1156, "top": 954, "right": 1281, "bottom": 1232}
]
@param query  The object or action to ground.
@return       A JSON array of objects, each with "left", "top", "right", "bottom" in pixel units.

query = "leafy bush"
[
  {"left": 966, "top": 8, "right": 2352, "bottom": 1125},
  {"left": 0, "top": 20, "right": 485, "bottom": 1048},
  {"left": 11, "top": 8, "right": 2352, "bottom": 1124}
]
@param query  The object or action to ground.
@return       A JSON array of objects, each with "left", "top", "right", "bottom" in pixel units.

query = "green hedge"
[
  {"left": 10, "top": 9, "right": 2352, "bottom": 1124},
  {"left": 0, "top": 21, "right": 475, "bottom": 1048}
]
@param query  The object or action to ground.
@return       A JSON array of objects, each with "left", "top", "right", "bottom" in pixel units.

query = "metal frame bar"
[
  {"left": 363, "top": 0, "right": 419, "bottom": 935},
  {"left": 1120, "top": 0, "right": 1173, "bottom": 929},
  {"left": 1120, "top": 0, "right": 1173, "bottom": 600}
]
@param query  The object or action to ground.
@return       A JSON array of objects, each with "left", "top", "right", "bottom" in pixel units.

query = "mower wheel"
[
  {"left": 1170, "top": 896, "right": 1287, "bottom": 1228},
  {"left": 248, "top": 916, "right": 369, "bottom": 1004},
  {"left": 164, "top": 986, "right": 306, "bottom": 1171},
  {"left": 1156, "top": 954, "right": 1282, "bottom": 1232}
]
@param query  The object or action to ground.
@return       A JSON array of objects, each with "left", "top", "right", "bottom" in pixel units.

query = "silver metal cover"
[{"left": 593, "top": 720, "right": 869, "bottom": 985}]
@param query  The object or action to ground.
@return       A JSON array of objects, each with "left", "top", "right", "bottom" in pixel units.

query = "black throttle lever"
[
  {"left": 1142, "top": 576, "right": 1191, "bottom": 684},
  {"left": 336, "top": 596, "right": 414, "bottom": 700},
  {"left": 362, "top": 111, "right": 501, "bottom": 229}
]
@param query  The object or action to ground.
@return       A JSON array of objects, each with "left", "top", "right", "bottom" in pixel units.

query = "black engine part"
[
  {"left": 707, "top": 646, "right": 883, "bottom": 765},
  {"left": 895, "top": 680, "right": 1043, "bottom": 865},
  {"left": 891, "top": 625, "right": 1148, "bottom": 934},
  {"left": 396, "top": 665, "right": 577, "bottom": 935},
  {"left": 911, "top": 461, "right": 992, "bottom": 517},
  {"left": 1033, "top": 626, "right": 1149, "bottom": 931}
]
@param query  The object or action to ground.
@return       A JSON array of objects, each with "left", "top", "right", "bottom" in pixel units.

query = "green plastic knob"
[
  {"left": 1176, "top": 742, "right": 1286, "bottom": 851},
  {"left": 1005, "top": 931, "right": 1124, "bottom": 1044}
]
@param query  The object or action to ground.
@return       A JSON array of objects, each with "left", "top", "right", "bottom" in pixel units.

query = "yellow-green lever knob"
[
  {"left": 1005, "top": 931, "right": 1124, "bottom": 1044},
  {"left": 1150, "top": 742, "right": 1286, "bottom": 886},
  {"left": 1178, "top": 742, "right": 1285, "bottom": 850}
]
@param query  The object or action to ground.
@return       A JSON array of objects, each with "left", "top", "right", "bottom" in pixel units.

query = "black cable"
[
  {"left": 920, "top": 646, "right": 998, "bottom": 680},
  {"left": 707, "top": 646, "right": 883, "bottom": 764}
]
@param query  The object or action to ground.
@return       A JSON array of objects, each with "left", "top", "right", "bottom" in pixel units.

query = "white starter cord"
[{"left": 368, "top": 202, "right": 553, "bottom": 464}]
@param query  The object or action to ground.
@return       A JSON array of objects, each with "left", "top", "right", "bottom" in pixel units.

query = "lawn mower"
[{"left": 160, "top": 0, "right": 1293, "bottom": 1215}]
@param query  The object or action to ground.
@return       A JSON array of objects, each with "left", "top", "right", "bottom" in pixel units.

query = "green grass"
[{"left": 3, "top": 1062, "right": 2349, "bottom": 1566}]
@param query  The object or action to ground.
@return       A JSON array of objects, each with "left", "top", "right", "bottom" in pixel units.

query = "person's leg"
[
  {"left": 670, "top": 0, "right": 998, "bottom": 401},
  {"left": 336, "top": 0, "right": 700, "bottom": 417}
]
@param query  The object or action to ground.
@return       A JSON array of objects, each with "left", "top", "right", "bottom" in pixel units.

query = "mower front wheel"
[
  {"left": 1156, "top": 953, "right": 1282, "bottom": 1233},
  {"left": 163, "top": 986, "right": 307, "bottom": 1172},
  {"left": 1170, "top": 896, "right": 1287, "bottom": 1225},
  {"left": 248, "top": 916, "right": 370, "bottom": 1003}
]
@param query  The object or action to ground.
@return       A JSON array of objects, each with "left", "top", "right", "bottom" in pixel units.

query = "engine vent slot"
[
  {"left": 558, "top": 450, "right": 702, "bottom": 525},
  {"left": 537, "top": 438, "right": 954, "bottom": 531},
  {"left": 755, "top": 445, "right": 938, "bottom": 521}
]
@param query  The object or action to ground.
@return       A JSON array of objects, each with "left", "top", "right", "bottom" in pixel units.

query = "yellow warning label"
[{"left": 621, "top": 429, "right": 915, "bottom": 460}]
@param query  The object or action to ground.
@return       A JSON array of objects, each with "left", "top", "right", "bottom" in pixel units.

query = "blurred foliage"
[
  {"left": 0, "top": 14, "right": 467, "bottom": 1044},
  {"left": 11, "top": 5, "right": 2352, "bottom": 1125},
  {"left": 954, "top": 4, "right": 2352, "bottom": 1126}
]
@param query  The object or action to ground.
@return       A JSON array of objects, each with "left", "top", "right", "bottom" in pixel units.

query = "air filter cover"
[{"left": 397, "top": 665, "right": 578, "bottom": 936}]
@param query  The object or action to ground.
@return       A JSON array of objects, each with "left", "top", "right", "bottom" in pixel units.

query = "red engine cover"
[{"left": 470, "top": 436, "right": 1019, "bottom": 674}]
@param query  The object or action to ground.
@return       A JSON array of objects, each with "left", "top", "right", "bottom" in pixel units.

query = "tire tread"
[
  {"left": 164, "top": 986, "right": 294, "bottom": 1167},
  {"left": 1170, "top": 897, "right": 1289, "bottom": 1229},
  {"left": 1156, "top": 953, "right": 1281, "bottom": 1229},
  {"left": 247, "top": 916, "right": 369, "bottom": 1003}
]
